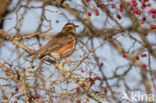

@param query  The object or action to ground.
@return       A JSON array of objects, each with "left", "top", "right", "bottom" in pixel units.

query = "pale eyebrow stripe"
[{"left": 66, "top": 25, "right": 74, "bottom": 27}]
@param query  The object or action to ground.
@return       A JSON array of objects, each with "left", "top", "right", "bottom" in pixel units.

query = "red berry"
[
  {"left": 100, "top": 62, "right": 103, "bottom": 66},
  {"left": 151, "top": 8, "right": 154, "bottom": 13},
  {"left": 120, "top": 4, "right": 123, "bottom": 8},
  {"left": 137, "top": 10, "right": 141, "bottom": 15},
  {"left": 86, "top": 0, "right": 90, "bottom": 2},
  {"left": 93, "top": 77, "right": 96, "bottom": 81},
  {"left": 95, "top": 11, "right": 99, "bottom": 16},
  {"left": 152, "top": 14, "right": 155, "bottom": 19},
  {"left": 141, "top": 5, "right": 145, "bottom": 9},
  {"left": 130, "top": 6, "right": 134, "bottom": 10},
  {"left": 132, "top": 10, "right": 135, "bottom": 14},
  {"left": 142, "top": 64, "right": 146, "bottom": 68},
  {"left": 89, "top": 77, "right": 93, "bottom": 82},
  {"left": 104, "top": 88, "right": 107, "bottom": 93},
  {"left": 120, "top": 8, "right": 123, "bottom": 12},
  {"left": 131, "top": 0, "right": 135, "bottom": 3},
  {"left": 112, "top": 4, "right": 115, "bottom": 8},
  {"left": 81, "top": 69, "right": 84, "bottom": 73},
  {"left": 39, "top": 43, "right": 42, "bottom": 47},
  {"left": 28, "top": 95, "right": 33, "bottom": 101},
  {"left": 88, "top": 12, "right": 91, "bottom": 16},
  {"left": 116, "top": 14, "right": 121, "bottom": 19},
  {"left": 81, "top": 83, "right": 85, "bottom": 87},
  {"left": 135, "top": 8, "right": 138, "bottom": 12},
  {"left": 97, "top": 4, "right": 101, "bottom": 7},
  {"left": 96, "top": 76, "right": 102, "bottom": 80},
  {"left": 14, "top": 100, "right": 18, "bottom": 103},
  {"left": 150, "top": 25, "right": 156, "bottom": 30},
  {"left": 143, "top": 54, "right": 147, "bottom": 57},
  {"left": 91, "top": 81, "right": 95, "bottom": 86},
  {"left": 140, "top": 20, "right": 144, "bottom": 24},
  {"left": 147, "top": 3, "right": 151, "bottom": 6},
  {"left": 141, "top": 1, "right": 145, "bottom": 5},
  {"left": 122, "top": 54, "right": 126, "bottom": 58},
  {"left": 33, "top": 94, "right": 39, "bottom": 99},
  {"left": 28, "top": 97, "right": 32, "bottom": 102},
  {"left": 142, "top": 15, "right": 146, "bottom": 20},
  {"left": 136, "top": 56, "right": 139, "bottom": 60},
  {"left": 76, "top": 99, "right": 81, "bottom": 103},
  {"left": 144, "top": 32, "right": 148, "bottom": 36},
  {"left": 133, "top": 2, "right": 137, "bottom": 7},
  {"left": 141, "top": 54, "right": 147, "bottom": 57},
  {"left": 148, "top": 10, "right": 152, "bottom": 14},
  {"left": 90, "top": 82, "right": 94, "bottom": 86},
  {"left": 76, "top": 87, "right": 80, "bottom": 92},
  {"left": 127, "top": 1, "right": 130, "bottom": 5},
  {"left": 15, "top": 87, "right": 18, "bottom": 91},
  {"left": 141, "top": 54, "right": 144, "bottom": 57},
  {"left": 149, "top": 25, "right": 153, "bottom": 30}
]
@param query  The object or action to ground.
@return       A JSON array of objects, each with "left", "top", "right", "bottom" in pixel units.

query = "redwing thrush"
[{"left": 31, "top": 23, "right": 78, "bottom": 60}]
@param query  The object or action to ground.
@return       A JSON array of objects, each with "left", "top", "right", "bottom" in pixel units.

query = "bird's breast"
[
  {"left": 58, "top": 35, "right": 76, "bottom": 58},
  {"left": 50, "top": 35, "right": 76, "bottom": 60}
]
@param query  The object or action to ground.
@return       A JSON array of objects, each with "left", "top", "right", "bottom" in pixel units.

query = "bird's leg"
[
  {"left": 41, "top": 56, "right": 49, "bottom": 61},
  {"left": 40, "top": 56, "right": 57, "bottom": 64}
]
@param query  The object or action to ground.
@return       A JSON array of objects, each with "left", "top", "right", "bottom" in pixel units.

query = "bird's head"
[{"left": 62, "top": 23, "right": 79, "bottom": 33}]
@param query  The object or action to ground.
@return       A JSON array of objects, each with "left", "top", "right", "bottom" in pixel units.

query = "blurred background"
[{"left": 0, "top": 0, "right": 156, "bottom": 103}]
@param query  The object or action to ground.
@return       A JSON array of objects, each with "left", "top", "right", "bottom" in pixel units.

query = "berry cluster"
[
  {"left": 149, "top": 25, "right": 156, "bottom": 30},
  {"left": 122, "top": 53, "right": 148, "bottom": 68},
  {"left": 89, "top": 76, "right": 102, "bottom": 87},
  {"left": 108, "top": 0, "right": 155, "bottom": 29},
  {"left": 86, "top": 0, "right": 101, "bottom": 16},
  {"left": 13, "top": 94, "right": 39, "bottom": 103},
  {"left": 120, "top": 4, "right": 123, "bottom": 12},
  {"left": 27, "top": 94, "right": 39, "bottom": 102},
  {"left": 86, "top": 0, "right": 156, "bottom": 29},
  {"left": 76, "top": 76, "right": 102, "bottom": 93},
  {"left": 126, "top": 0, "right": 156, "bottom": 28}
]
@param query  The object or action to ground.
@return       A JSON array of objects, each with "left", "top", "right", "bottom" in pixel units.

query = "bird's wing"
[{"left": 36, "top": 33, "right": 73, "bottom": 58}]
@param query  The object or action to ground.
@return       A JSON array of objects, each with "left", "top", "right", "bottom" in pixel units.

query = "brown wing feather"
[{"left": 35, "top": 32, "right": 73, "bottom": 58}]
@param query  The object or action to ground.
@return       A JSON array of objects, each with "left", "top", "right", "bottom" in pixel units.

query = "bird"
[{"left": 30, "top": 23, "right": 79, "bottom": 60}]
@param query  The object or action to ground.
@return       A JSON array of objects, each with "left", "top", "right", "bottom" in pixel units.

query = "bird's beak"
[{"left": 75, "top": 25, "right": 79, "bottom": 28}]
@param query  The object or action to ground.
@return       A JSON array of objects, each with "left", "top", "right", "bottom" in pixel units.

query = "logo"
[
  {"left": 121, "top": 91, "right": 130, "bottom": 100},
  {"left": 121, "top": 91, "right": 155, "bottom": 102}
]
